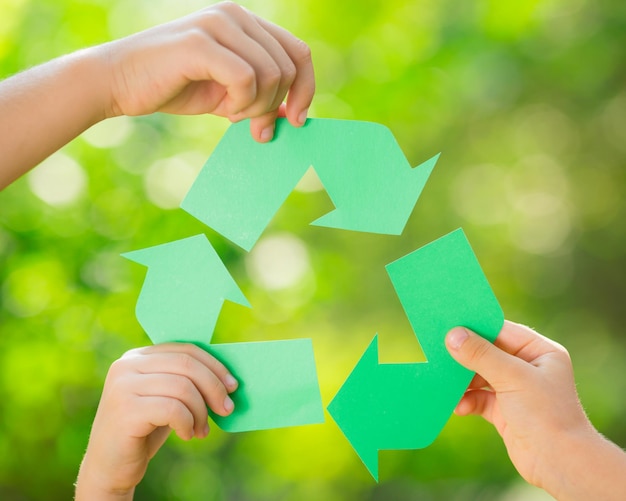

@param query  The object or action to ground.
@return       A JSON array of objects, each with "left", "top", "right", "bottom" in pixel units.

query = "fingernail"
[
  {"left": 260, "top": 126, "right": 274, "bottom": 142},
  {"left": 203, "top": 422, "right": 210, "bottom": 436},
  {"left": 225, "top": 374, "right": 238, "bottom": 391},
  {"left": 298, "top": 108, "right": 309, "bottom": 125},
  {"left": 446, "top": 327, "right": 469, "bottom": 350},
  {"left": 224, "top": 395, "right": 234, "bottom": 413}
]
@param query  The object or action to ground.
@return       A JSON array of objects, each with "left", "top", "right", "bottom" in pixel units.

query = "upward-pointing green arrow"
[
  {"left": 122, "top": 234, "right": 250, "bottom": 345},
  {"left": 180, "top": 118, "right": 438, "bottom": 251},
  {"left": 327, "top": 228, "right": 504, "bottom": 481},
  {"left": 124, "top": 234, "right": 324, "bottom": 432}
]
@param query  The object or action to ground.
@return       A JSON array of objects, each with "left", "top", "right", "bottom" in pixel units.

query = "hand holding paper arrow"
[
  {"left": 124, "top": 234, "right": 324, "bottom": 432},
  {"left": 327, "top": 229, "right": 504, "bottom": 480}
]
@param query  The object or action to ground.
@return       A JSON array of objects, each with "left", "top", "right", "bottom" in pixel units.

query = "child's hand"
[
  {"left": 446, "top": 320, "right": 626, "bottom": 500},
  {"left": 75, "top": 343, "right": 238, "bottom": 501},
  {"left": 102, "top": 1, "right": 314, "bottom": 142},
  {"left": 0, "top": 2, "right": 312, "bottom": 186}
]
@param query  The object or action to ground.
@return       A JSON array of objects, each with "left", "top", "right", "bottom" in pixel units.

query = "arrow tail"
[
  {"left": 180, "top": 120, "right": 312, "bottom": 251},
  {"left": 197, "top": 338, "right": 325, "bottom": 432}
]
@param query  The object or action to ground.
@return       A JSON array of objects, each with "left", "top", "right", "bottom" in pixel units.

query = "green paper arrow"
[
  {"left": 180, "top": 118, "right": 438, "bottom": 251},
  {"left": 327, "top": 228, "right": 504, "bottom": 481},
  {"left": 122, "top": 234, "right": 249, "bottom": 345},
  {"left": 124, "top": 234, "right": 324, "bottom": 432}
]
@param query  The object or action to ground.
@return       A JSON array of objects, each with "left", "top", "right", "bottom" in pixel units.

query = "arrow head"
[
  {"left": 310, "top": 121, "right": 440, "bottom": 236},
  {"left": 121, "top": 247, "right": 153, "bottom": 267},
  {"left": 330, "top": 229, "right": 505, "bottom": 480},
  {"left": 328, "top": 335, "right": 382, "bottom": 481},
  {"left": 123, "top": 234, "right": 249, "bottom": 345}
]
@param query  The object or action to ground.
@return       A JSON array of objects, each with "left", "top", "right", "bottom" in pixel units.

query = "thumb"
[{"left": 445, "top": 327, "right": 521, "bottom": 390}]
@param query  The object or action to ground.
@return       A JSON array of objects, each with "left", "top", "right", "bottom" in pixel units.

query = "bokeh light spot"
[
  {"left": 27, "top": 152, "right": 87, "bottom": 207},
  {"left": 144, "top": 154, "right": 202, "bottom": 209},
  {"left": 246, "top": 233, "right": 312, "bottom": 291},
  {"left": 81, "top": 115, "right": 134, "bottom": 148}
]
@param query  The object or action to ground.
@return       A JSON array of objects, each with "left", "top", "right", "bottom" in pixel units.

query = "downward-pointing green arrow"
[
  {"left": 124, "top": 234, "right": 324, "bottom": 432},
  {"left": 327, "top": 228, "right": 504, "bottom": 481},
  {"left": 180, "top": 118, "right": 438, "bottom": 251}
]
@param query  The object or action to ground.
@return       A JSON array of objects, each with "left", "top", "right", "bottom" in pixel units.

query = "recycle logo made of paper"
[{"left": 124, "top": 118, "right": 504, "bottom": 481}]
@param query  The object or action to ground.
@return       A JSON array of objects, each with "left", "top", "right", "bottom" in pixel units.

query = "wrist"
[
  {"left": 74, "top": 43, "right": 119, "bottom": 121},
  {"left": 540, "top": 427, "right": 626, "bottom": 501},
  {"left": 75, "top": 454, "right": 135, "bottom": 501}
]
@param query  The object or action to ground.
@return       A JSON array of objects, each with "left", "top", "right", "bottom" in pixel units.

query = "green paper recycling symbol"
[{"left": 124, "top": 118, "right": 504, "bottom": 480}]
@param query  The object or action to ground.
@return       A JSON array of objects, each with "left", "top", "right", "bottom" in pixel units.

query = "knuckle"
[
  {"left": 282, "top": 61, "right": 297, "bottom": 85},
  {"left": 237, "top": 66, "right": 257, "bottom": 89},
  {"left": 197, "top": 7, "right": 230, "bottom": 33},
  {"left": 121, "top": 346, "right": 143, "bottom": 359},
  {"left": 183, "top": 27, "right": 211, "bottom": 51},
  {"left": 164, "top": 397, "right": 185, "bottom": 420},
  {"left": 173, "top": 377, "right": 195, "bottom": 400},
  {"left": 210, "top": 358, "right": 228, "bottom": 377},
  {"left": 208, "top": 376, "right": 226, "bottom": 397},
  {"left": 292, "top": 39, "right": 312, "bottom": 64},
  {"left": 469, "top": 339, "right": 492, "bottom": 364},
  {"left": 175, "top": 352, "right": 196, "bottom": 372},
  {"left": 217, "top": 1, "right": 244, "bottom": 16},
  {"left": 264, "top": 64, "right": 282, "bottom": 88},
  {"left": 108, "top": 357, "right": 130, "bottom": 378},
  {"left": 554, "top": 343, "right": 572, "bottom": 363}
]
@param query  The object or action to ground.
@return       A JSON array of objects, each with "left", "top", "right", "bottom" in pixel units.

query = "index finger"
[
  {"left": 495, "top": 320, "right": 567, "bottom": 364},
  {"left": 130, "top": 343, "right": 238, "bottom": 392}
]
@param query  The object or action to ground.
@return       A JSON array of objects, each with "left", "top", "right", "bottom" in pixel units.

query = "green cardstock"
[
  {"left": 122, "top": 234, "right": 250, "bottom": 345},
  {"left": 124, "top": 235, "right": 324, "bottom": 432},
  {"left": 180, "top": 118, "right": 439, "bottom": 251},
  {"left": 327, "top": 228, "right": 504, "bottom": 481},
  {"left": 196, "top": 339, "right": 324, "bottom": 432}
]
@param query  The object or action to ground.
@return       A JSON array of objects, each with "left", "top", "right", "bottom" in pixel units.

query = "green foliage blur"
[{"left": 1, "top": 0, "right": 626, "bottom": 499}]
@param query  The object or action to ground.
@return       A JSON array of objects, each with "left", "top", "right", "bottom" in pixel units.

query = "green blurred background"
[{"left": 1, "top": 0, "right": 625, "bottom": 499}]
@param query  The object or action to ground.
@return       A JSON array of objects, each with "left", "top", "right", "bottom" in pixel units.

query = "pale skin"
[
  {"left": 3, "top": 1, "right": 624, "bottom": 498},
  {"left": 0, "top": 1, "right": 314, "bottom": 188},
  {"left": 74, "top": 343, "right": 238, "bottom": 501},
  {"left": 446, "top": 320, "right": 626, "bottom": 501}
]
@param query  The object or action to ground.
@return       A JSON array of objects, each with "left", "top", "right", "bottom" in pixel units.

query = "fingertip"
[
  {"left": 446, "top": 327, "right": 470, "bottom": 351},
  {"left": 250, "top": 114, "right": 277, "bottom": 143},
  {"left": 193, "top": 419, "right": 211, "bottom": 439},
  {"left": 198, "top": 422, "right": 210, "bottom": 439},
  {"left": 223, "top": 395, "right": 234, "bottom": 415},
  {"left": 176, "top": 427, "right": 194, "bottom": 441},
  {"left": 297, "top": 107, "right": 309, "bottom": 125},
  {"left": 224, "top": 374, "right": 238, "bottom": 392},
  {"left": 454, "top": 395, "right": 472, "bottom": 416},
  {"left": 259, "top": 125, "right": 274, "bottom": 142},
  {"left": 286, "top": 107, "right": 309, "bottom": 128}
]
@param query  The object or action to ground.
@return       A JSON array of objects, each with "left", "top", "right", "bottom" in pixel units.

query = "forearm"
[
  {"left": 542, "top": 429, "right": 626, "bottom": 501},
  {"left": 0, "top": 45, "right": 113, "bottom": 188}
]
